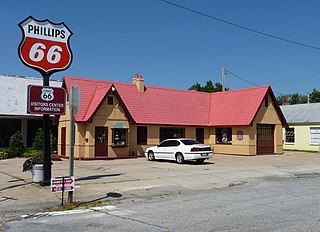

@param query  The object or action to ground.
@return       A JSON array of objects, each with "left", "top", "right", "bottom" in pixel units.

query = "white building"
[
  {"left": 0, "top": 74, "right": 62, "bottom": 149},
  {"left": 281, "top": 103, "right": 320, "bottom": 152}
]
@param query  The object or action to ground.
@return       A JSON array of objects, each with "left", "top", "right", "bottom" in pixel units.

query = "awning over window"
[{"left": 112, "top": 122, "right": 128, "bottom": 129}]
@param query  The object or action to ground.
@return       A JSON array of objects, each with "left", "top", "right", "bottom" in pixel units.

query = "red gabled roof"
[
  {"left": 209, "top": 86, "right": 269, "bottom": 126},
  {"left": 114, "top": 83, "right": 211, "bottom": 126},
  {"left": 64, "top": 76, "right": 112, "bottom": 122},
  {"left": 63, "top": 76, "right": 287, "bottom": 127}
]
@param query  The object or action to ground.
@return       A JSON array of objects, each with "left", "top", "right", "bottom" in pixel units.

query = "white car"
[{"left": 145, "top": 138, "right": 213, "bottom": 164}]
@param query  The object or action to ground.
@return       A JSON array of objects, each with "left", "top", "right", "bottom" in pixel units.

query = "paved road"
[
  {"left": 1, "top": 151, "right": 320, "bottom": 231},
  {"left": 3, "top": 174, "right": 320, "bottom": 231}
]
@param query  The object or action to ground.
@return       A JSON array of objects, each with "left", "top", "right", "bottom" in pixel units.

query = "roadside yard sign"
[
  {"left": 51, "top": 176, "right": 75, "bottom": 193},
  {"left": 51, "top": 185, "right": 74, "bottom": 193},
  {"left": 28, "top": 85, "right": 66, "bottom": 115}
]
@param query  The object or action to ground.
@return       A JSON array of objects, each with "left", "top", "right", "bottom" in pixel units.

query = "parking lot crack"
[{"left": 95, "top": 209, "right": 170, "bottom": 231}]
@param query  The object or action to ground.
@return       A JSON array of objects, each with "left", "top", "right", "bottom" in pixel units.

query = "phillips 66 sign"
[{"left": 18, "top": 16, "right": 73, "bottom": 75}]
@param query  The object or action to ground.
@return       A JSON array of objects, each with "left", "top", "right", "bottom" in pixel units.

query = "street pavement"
[{"left": 1, "top": 151, "right": 320, "bottom": 217}]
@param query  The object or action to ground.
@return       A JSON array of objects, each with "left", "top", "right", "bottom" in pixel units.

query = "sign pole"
[
  {"left": 18, "top": 16, "right": 73, "bottom": 188},
  {"left": 62, "top": 176, "right": 65, "bottom": 206},
  {"left": 68, "top": 104, "right": 75, "bottom": 204},
  {"left": 67, "top": 86, "right": 79, "bottom": 204},
  {"left": 40, "top": 73, "right": 52, "bottom": 186}
]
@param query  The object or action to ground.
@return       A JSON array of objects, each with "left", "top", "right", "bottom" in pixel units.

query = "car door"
[
  {"left": 154, "top": 140, "right": 171, "bottom": 159},
  {"left": 165, "top": 140, "right": 180, "bottom": 160}
]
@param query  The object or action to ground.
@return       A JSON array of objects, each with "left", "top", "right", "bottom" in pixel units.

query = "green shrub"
[
  {"left": 7, "top": 131, "right": 25, "bottom": 158},
  {"left": 32, "top": 128, "right": 44, "bottom": 151},
  {"left": 51, "top": 134, "right": 58, "bottom": 152},
  {"left": 31, "top": 128, "right": 57, "bottom": 152},
  {"left": 21, "top": 148, "right": 34, "bottom": 158},
  {"left": 22, "top": 149, "right": 42, "bottom": 158},
  {"left": 0, "top": 151, "right": 8, "bottom": 160}
]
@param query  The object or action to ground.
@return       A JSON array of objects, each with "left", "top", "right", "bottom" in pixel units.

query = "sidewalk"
[{"left": 1, "top": 151, "right": 320, "bottom": 215}]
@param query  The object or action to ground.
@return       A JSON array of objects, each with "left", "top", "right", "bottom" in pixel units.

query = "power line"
[
  {"left": 226, "top": 70, "right": 285, "bottom": 95},
  {"left": 159, "top": 0, "right": 320, "bottom": 51},
  {"left": 226, "top": 70, "right": 259, "bottom": 87}
]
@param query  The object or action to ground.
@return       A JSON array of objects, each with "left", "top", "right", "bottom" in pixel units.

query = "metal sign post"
[
  {"left": 68, "top": 86, "right": 80, "bottom": 204},
  {"left": 42, "top": 74, "right": 51, "bottom": 185},
  {"left": 18, "top": 16, "right": 73, "bottom": 186}
]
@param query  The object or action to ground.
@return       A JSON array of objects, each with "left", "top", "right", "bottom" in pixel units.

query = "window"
[
  {"left": 107, "top": 96, "right": 113, "bottom": 105},
  {"left": 160, "top": 128, "right": 185, "bottom": 142},
  {"left": 159, "top": 140, "right": 180, "bottom": 147},
  {"left": 112, "top": 129, "right": 128, "bottom": 146},
  {"left": 264, "top": 95, "right": 268, "bottom": 107},
  {"left": 216, "top": 128, "right": 232, "bottom": 144},
  {"left": 111, "top": 122, "right": 128, "bottom": 147},
  {"left": 196, "top": 128, "right": 204, "bottom": 143},
  {"left": 310, "top": 127, "right": 320, "bottom": 144},
  {"left": 285, "top": 128, "right": 295, "bottom": 143},
  {"left": 137, "top": 126, "right": 147, "bottom": 145},
  {"left": 181, "top": 139, "right": 199, "bottom": 145}
]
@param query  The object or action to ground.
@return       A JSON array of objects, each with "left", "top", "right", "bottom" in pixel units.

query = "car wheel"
[
  {"left": 175, "top": 153, "right": 184, "bottom": 164},
  {"left": 148, "top": 151, "right": 155, "bottom": 161},
  {"left": 196, "top": 159, "right": 205, "bottom": 164}
]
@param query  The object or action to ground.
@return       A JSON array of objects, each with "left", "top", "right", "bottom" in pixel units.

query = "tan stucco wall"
[
  {"left": 213, "top": 94, "right": 284, "bottom": 155},
  {"left": 59, "top": 92, "right": 284, "bottom": 158},
  {"left": 253, "top": 94, "right": 283, "bottom": 154},
  {"left": 213, "top": 126, "right": 257, "bottom": 155},
  {"left": 283, "top": 125, "right": 320, "bottom": 152},
  {"left": 128, "top": 125, "right": 212, "bottom": 157},
  {"left": 58, "top": 93, "right": 129, "bottom": 159}
]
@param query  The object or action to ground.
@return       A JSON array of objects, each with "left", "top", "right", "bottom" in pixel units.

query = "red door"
[
  {"left": 61, "top": 127, "right": 66, "bottom": 156},
  {"left": 95, "top": 127, "right": 108, "bottom": 157},
  {"left": 257, "top": 124, "right": 274, "bottom": 155}
]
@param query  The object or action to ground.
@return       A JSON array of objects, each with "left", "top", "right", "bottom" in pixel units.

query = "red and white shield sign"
[{"left": 18, "top": 16, "right": 73, "bottom": 75}]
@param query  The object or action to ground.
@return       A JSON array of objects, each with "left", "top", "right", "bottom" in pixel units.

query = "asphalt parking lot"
[{"left": 1, "top": 151, "right": 320, "bottom": 215}]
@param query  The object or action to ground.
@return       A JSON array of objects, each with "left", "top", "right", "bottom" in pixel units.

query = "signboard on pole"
[
  {"left": 69, "top": 85, "right": 80, "bottom": 113},
  {"left": 18, "top": 16, "right": 73, "bottom": 75},
  {"left": 51, "top": 176, "right": 75, "bottom": 193},
  {"left": 18, "top": 16, "right": 73, "bottom": 187},
  {"left": 28, "top": 85, "right": 66, "bottom": 115}
]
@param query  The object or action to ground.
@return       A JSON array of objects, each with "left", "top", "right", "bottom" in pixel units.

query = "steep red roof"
[
  {"left": 63, "top": 76, "right": 286, "bottom": 126},
  {"left": 209, "top": 86, "right": 269, "bottom": 126},
  {"left": 63, "top": 76, "right": 112, "bottom": 122},
  {"left": 114, "top": 83, "right": 211, "bottom": 126}
]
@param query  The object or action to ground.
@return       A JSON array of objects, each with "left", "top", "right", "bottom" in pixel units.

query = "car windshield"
[{"left": 181, "top": 139, "right": 200, "bottom": 145}]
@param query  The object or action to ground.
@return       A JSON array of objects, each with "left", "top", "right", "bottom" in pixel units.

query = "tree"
[
  {"left": 32, "top": 128, "right": 57, "bottom": 152},
  {"left": 277, "top": 93, "right": 307, "bottom": 105},
  {"left": 32, "top": 128, "right": 43, "bottom": 151},
  {"left": 290, "top": 93, "right": 308, "bottom": 105},
  {"left": 8, "top": 131, "right": 25, "bottom": 158},
  {"left": 189, "top": 80, "right": 228, "bottom": 93},
  {"left": 310, "top": 89, "right": 320, "bottom": 103}
]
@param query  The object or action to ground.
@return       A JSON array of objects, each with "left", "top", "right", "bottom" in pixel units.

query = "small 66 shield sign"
[
  {"left": 28, "top": 85, "right": 66, "bottom": 115},
  {"left": 18, "top": 16, "right": 73, "bottom": 75}
]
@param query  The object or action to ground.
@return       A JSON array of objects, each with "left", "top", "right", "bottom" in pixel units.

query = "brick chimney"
[{"left": 132, "top": 74, "right": 145, "bottom": 93}]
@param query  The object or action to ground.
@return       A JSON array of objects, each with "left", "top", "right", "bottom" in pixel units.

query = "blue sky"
[{"left": 1, "top": 0, "right": 319, "bottom": 96}]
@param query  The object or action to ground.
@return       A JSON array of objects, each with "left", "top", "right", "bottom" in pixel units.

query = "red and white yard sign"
[
  {"left": 18, "top": 16, "right": 73, "bottom": 75},
  {"left": 51, "top": 176, "right": 75, "bottom": 193}
]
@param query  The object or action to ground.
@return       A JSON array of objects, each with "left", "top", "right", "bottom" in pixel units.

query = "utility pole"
[
  {"left": 68, "top": 85, "right": 79, "bottom": 204},
  {"left": 222, "top": 67, "right": 226, "bottom": 92}
]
